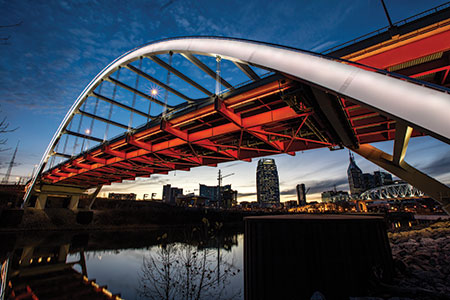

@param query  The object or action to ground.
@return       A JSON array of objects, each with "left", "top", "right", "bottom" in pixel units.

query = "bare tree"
[
  {"left": 138, "top": 222, "right": 241, "bottom": 300},
  {"left": 0, "top": 21, "right": 22, "bottom": 45},
  {"left": 0, "top": 108, "right": 18, "bottom": 152}
]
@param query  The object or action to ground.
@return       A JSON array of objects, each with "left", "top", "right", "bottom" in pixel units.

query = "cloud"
[
  {"left": 420, "top": 153, "right": 450, "bottom": 180},
  {"left": 238, "top": 191, "right": 255, "bottom": 197},
  {"left": 302, "top": 177, "right": 349, "bottom": 195}
]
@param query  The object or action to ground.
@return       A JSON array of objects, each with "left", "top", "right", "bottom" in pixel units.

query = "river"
[{"left": 1, "top": 224, "right": 244, "bottom": 300}]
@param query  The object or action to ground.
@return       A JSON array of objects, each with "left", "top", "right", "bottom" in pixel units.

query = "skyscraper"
[
  {"left": 256, "top": 158, "right": 280, "bottom": 207},
  {"left": 296, "top": 183, "right": 307, "bottom": 206},
  {"left": 347, "top": 152, "right": 364, "bottom": 196}
]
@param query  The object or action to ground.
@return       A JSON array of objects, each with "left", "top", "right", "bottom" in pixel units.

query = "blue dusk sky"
[{"left": 0, "top": 0, "right": 449, "bottom": 202}]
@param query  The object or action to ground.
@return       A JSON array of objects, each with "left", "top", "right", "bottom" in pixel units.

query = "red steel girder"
[
  {"left": 214, "top": 98, "right": 293, "bottom": 154},
  {"left": 61, "top": 166, "right": 79, "bottom": 174},
  {"left": 354, "top": 29, "right": 450, "bottom": 69},
  {"left": 160, "top": 120, "right": 239, "bottom": 160},
  {"left": 49, "top": 104, "right": 303, "bottom": 184},
  {"left": 85, "top": 154, "right": 107, "bottom": 165},
  {"left": 410, "top": 65, "right": 450, "bottom": 79}
]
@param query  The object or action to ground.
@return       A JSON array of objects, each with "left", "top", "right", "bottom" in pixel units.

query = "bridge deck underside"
[{"left": 42, "top": 74, "right": 424, "bottom": 188}]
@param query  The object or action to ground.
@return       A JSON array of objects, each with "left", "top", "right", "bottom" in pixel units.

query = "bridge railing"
[{"left": 321, "top": 1, "right": 450, "bottom": 54}]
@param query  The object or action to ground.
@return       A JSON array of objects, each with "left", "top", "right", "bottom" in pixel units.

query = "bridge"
[
  {"left": 24, "top": 4, "right": 450, "bottom": 213},
  {"left": 360, "top": 183, "right": 424, "bottom": 201}
]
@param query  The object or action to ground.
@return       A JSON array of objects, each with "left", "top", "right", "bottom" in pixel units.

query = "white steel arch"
[
  {"left": 360, "top": 183, "right": 425, "bottom": 200},
  {"left": 24, "top": 37, "right": 450, "bottom": 205}
]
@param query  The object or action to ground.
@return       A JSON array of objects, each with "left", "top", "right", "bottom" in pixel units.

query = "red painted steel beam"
[
  {"left": 354, "top": 29, "right": 450, "bottom": 69},
  {"left": 160, "top": 120, "right": 240, "bottom": 160},
  {"left": 48, "top": 104, "right": 304, "bottom": 184},
  {"left": 104, "top": 146, "right": 127, "bottom": 159},
  {"left": 410, "top": 65, "right": 450, "bottom": 78},
  {"left": 61, "top": 166, "right": 79, "bottom": 173},
  {"left": 215, "top": 98, "right": 291, "bottom": 153},
  {"left": 72, "top": 160, "right": 94, "bottom": 170},
  {"left": 85, "top": 154, "right": 107, "bottom": 165}
]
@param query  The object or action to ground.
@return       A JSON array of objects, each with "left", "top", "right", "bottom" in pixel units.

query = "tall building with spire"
[
  {"left": 256, "top": 158, "right": 280, "bottom": 207},
  {"left": 347, "top": 152, "right": 364, "bottom": 196}
]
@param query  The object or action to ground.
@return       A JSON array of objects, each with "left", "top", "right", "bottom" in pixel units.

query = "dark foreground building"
[
  {"left": 199, "top": 184, "right": 237, "bottom": 208},
  {"left": 256, "top": 158, "right": 280, "bottom": 207},
  {"left": 162, "top": 184, "right": 183, "bottom": 205}
]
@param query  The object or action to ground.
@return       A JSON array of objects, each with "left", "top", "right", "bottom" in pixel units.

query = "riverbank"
[
  {"left": 0, "top": 205, "right": 263, "bottom": 232},
  {"left": 387, "top": 220, "right": 450, "bottom": 298}
]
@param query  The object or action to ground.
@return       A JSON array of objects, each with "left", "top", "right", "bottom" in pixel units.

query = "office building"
[
  {"left": 374, "top": 171, "right": 393, "bottom": 187},
  {"left": 321, "top": 190, "right": 350, "bottom": 203},
  {"left": 162, "top": 184, "right": 183, "bottom": 205},
  {"left": 296, "top": 183, "right": 307, "bottom": 206},
  {"left": 199, "top": 184, "right": 237, "bottom": 208},
  {"left": 256, "top": 158, "right": 280, "bottom": 207}
]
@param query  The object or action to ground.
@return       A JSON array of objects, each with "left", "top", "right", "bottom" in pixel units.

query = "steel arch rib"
[{"left": 24, "top": 37, "right": 450, "bottom": 205}]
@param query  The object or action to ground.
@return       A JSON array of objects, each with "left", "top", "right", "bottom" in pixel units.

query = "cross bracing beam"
[
  {"left": 91, "top": 92, "right": 151, "bottom": 118},
  {"left": 78, "top": 110, "right": 129, "bottom": 130},
  {"left": 125, "top": 64, "right": 194, "bottom": 103},
  {"left": 147, "top": 55, "right": 213, "bottom": 96},
  {"left": 181, "top": 53, "right": 233, "bottom": 90},
  {"left": 233, "top": 61, "right": 261, "bottom": 81},
  {"left": 64, "top": 130, "right": 103, "bottom": 143},
  {"left": 214, "top": 97, "right": 295, "bottom": 154},
  {"left": 52, "top": 152, "right": 72, "bottom": 159},
  {"left": 106, "top": 76, "right": 170, "bottom": 108}
]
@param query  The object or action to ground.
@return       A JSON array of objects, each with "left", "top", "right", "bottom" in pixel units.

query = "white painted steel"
[
  {"left": 360, "top": 183, "right": 424, "bottom": 200},
  {"left": 23, "top": 37, "right": 450, "bottom": 204}
]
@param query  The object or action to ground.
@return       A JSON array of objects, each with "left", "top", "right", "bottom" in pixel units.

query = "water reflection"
[
  {"left": 139, "top": 240, "right": 240, "bottom": 300},
  {"left": 0, "top": 225, "right": 243, "bottom": 300}
]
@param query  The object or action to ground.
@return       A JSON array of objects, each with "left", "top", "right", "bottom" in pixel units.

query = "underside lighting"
[
  {"left": 151, "top": 89, "right": 158, "bottom": 96},
  {"left": 85, "top": 129, "right": 91, "bottom": 135}
]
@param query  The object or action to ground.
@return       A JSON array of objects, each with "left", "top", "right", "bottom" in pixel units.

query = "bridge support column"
[
  {"left": 58, "top": 244, "right": 70, "bottom": 263},
  {"left": 29, "top": 184, "right": 88, "bottom": 210},
  {"left": 350, "top": 144, "right": 450, "bottom": 215},
  {"left": 68, "top": 195, "right": 80, "bottom": 210},
  {"left": 35, "top": 194, "right": 47, "bottom": 209}
]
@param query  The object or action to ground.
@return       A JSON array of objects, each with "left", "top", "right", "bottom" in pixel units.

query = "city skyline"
[{"left": 1, "top": 0, "right": 449, "bottom": 203}]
